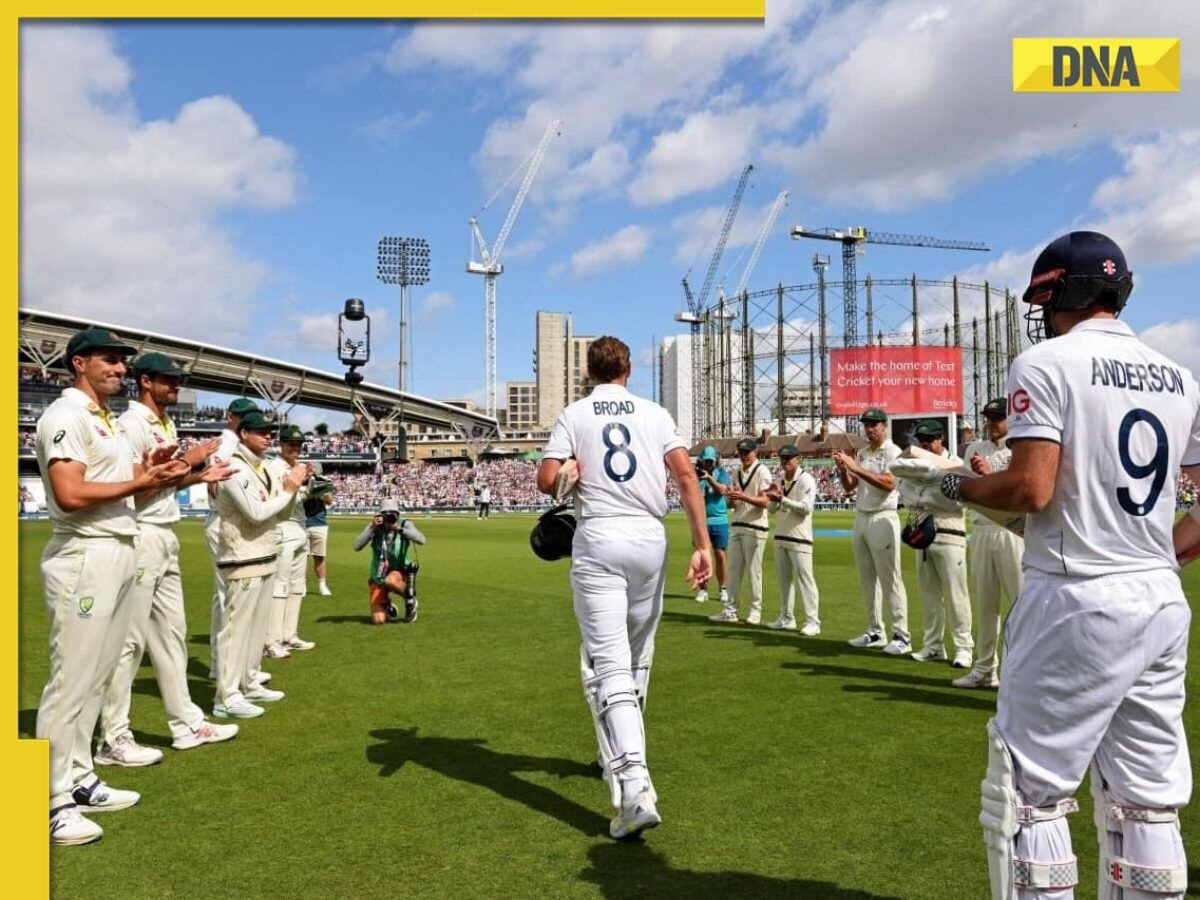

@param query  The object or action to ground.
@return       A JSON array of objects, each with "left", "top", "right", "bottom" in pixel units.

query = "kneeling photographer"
[{"left": 352, "top": 499, "right": 426, "bottom": 625}]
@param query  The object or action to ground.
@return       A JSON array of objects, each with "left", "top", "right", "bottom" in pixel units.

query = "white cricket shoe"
[
  {"left": 848, "top": 631, "right": 886, "bottom": 649},
  {"left": 284, "top": 636, "right": 315, "bottom": 651},
  {"left": 71, "top": 779, "right": 139, "bottom": 813},
  {"left": 251, "top": 670, "right": 272, "bottom": 685},
  {"left": 952, "top": 650, "right": 973, "bottom": 669},
  {"left": 173, "top": 721, "right": 239, "bottom": 751},
  {"left": 708, "top": 609, "right": 739, "bottom": 623},
  {"left": 952, "top": 669, "right": 999, "bottom": 689},
  {"left": 745, "top": 610, "right": 762, "bottom": 626},
  {"left": 213, "top": 699, "right": 266, "bottom": 719},
  {"left": 95, "top": 733, "right": 163, "bottom": 768},
  {"left": 50, "top": 805, "right": 103, "bottom": 846},
  {"left": 718, "top": 589, "right": 729, "bottom": 604},
  {"left": 609, "top": 783, "right": 661, "bottom": 839},
  {"left": 318, "top": 584, "right": 333, "bottom": 597},
  {"left": 882, "top": 636, "right": 912, "bottom": 655},
  {"left": 800, "top": 622, "right": 821, "bottom": 637},
  {"left": 694, "top": 590, "right": 709, "bottom": 604},
  {"left": 766, "top": 618, "right": 797, "bottom": 631},
  {"left": 264, "top": 643, "right": 291, "bottom": 659},
  {"left": 245, "top": 685, "right": 285, "bottom": 703},
  {"left": 911, "top": 647, "right": 948, "bottom": 662}
]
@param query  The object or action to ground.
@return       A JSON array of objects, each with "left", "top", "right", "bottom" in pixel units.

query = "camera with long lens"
[{"left": 382, "top": 511, "right": 399, "bottom": 527}]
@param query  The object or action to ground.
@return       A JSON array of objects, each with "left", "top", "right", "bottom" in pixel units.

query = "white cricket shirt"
[
  {"left": 36, "top": 387, "right": 138, "bottom": 537},
  {"left": 543, "top": 383, "right": 685, "bottom": 520},
  {"left": 731, "top": 459, "right": 772, "bottom": 532},
  {"left": 854, "top": 440, "right": 902, "bottom": 513},
  {"left": 119, "top": 399, "right": 181, "bottom": 525},
  {"left": 1007, "top": 318, "right": 1200, "bottom": 577}
]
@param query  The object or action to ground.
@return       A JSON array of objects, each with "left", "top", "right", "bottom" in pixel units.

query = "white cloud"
[
  {"left": 629, "top": 110, "right": 758, "bottom": 206},
  {"left": 19, "top": 25, "right": 300, "bottom": 339},
  {"left": 773, "top": 0, "right": 1200, "bottom": 210},
  {"left": 1086, "top": 131, "right": 1200, "bottom": 267},
  {"left": 356, "top": 109, "right": 430, "bottom": 144},
  {"left": 569, "top": 225, "right": 650, "bottom": 278},
  {"left": 414, "top": 290, "right": 456, "bottom": 326},
  {"left": 1140, "top": 319, "right": 1200, "bottom": 382}
]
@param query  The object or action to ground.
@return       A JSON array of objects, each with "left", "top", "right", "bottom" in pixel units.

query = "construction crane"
[
  {"left": 467, "top": 118, "right": 563, "bottom": 418},
  {"left": 677, "top": 163, "right": 753, "bottom": 441},
  {"left": 789, "top": 225, "right": 989, "bottom": 345},
  {"left": 721, "top": 188, "right": 789, "bottom": 303}
]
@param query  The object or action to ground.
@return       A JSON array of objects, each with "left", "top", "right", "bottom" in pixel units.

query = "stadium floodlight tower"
[
  {"left": 337, "top": 298, "right": 371, "bottom": 387},
  {"left": 467, "top": 118, "right": 563, "bottom": 418},
  {"left": 377, "top": 236, "right": 431, "bottom": 393}
]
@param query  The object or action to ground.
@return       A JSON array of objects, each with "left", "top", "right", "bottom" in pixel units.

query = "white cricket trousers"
[
  {"left": 270, "top": 526, "right": 308, "bottom": 645},
  {"left": 571, "top": 517, "right": 667, "bottom": 776},
  {"left": 773, "top": 540, "right": 819, "bottom": 627},
  {"left": 725, "top": 526, "right": 767, "bottom": 617},
  {"left": 37, "top": 534, "right": 136, "bottom": 810},
  {"left": 851, "top": 510, "right": 909, "bottom": 641},
  {"left": 969, "top": 526, "right": 1023, "bottom": 677},
  {"left": 997, "top": 569, "right": 1190, "bottom": 900},
  {"left": 101, "top": 523, "right": 205, "bottom": 744},
  {"left": 915, "top": 541, "right": 972, "bottom": 656},
  {"left": 213, "top": 572, "right": 275, "bottom": 706},
  {"left": 205, "top": 513, "right": 225, "bottom": 675}
]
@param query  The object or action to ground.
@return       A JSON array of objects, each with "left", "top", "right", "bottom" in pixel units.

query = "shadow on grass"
[
  {"left": 366, "top": 727, "right": 609, "bottom": 837},
  {"left": 315, "top": 614, "right": 377, "bottom": 625},
  {"left": 19, "top": 707, "right": 36, "bottom": 738},
  {"left": 782, "top": 660, "right": 997, "bottom": 711},
  {"left": 579, "top": 842, "right": 902, "bottom": 899}
]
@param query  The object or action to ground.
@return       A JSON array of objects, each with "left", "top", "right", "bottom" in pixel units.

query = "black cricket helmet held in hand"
[
  {"left": 530, "top": 503, "right": 577, "bottom": 561},
  {"left": 1022, "top": 230, "right": 1133, "bottom": 343}
]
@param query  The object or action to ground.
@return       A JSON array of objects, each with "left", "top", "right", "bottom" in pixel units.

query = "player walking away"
[
  {"left": 693, "top": 445, "right": 731, "bottom": 605},
  {"left": 305, "top": 462, "right": 334, "bottom": 596},
  {"left": 899, "top": 420, "right": 973, "bottom": 668},
  {"left": 477, "top": 483, "right": 491, "bottom": 519},
  {"left": 266, "top": 425, "right": 317, "bottom": 656},
  {"left": 36, "top": 328, "right": 191, "bottom": 846},
  {"left": 96, "top": 353, "right": 237, "bottom": 769},
  {"left": 709, "top": 437, "right": 771, "bottom": 624},
  {"left": 352, "top": 498, "right": 426, "bottom": 625},
  {"left": 764, "top": 444, "right": 820, "bottom": 634},
  {"left": 536, "top": 336, "right": 711, "bottom": 840},
  {"left": 834, "top": 408, "right": 911, "bottom": 654},
  {"left": 207, "top": 397, "right": 259, "bottom": 680},
  {"left": 211, "top": 412, "right": 309, "bottom": 719},
  {"left": 954, "top": 398, "right": 1023, "bottom": 690},
  {"left": 939, "top": 232, "right": 1198, "bottom": 899}
]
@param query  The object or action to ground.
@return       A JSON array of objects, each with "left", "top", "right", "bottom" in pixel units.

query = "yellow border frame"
[{"left": 8, "top": 4, "right": 763, "bottom": 893}]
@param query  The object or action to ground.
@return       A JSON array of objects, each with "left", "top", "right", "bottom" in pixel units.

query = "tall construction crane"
[
  {"left": 789, "top": 225, "right": 988, "bottom": 345},
  {"left": 677, "top": 163, "right": 753, "bottom": 441},
  {"left": 467, "top": 118, "right": 563, "bottom": 418},
  {"left": 721, "top": 188, "right": 789, "bottom": 303}
]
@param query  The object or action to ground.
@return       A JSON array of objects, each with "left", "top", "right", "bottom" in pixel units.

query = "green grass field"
[{"left": 17, "top": 513, "right": 1200, "bottom": 899}]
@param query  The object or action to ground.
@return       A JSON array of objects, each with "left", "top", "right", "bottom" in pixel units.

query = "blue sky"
[{"left": 18, "top": 5, "right": 1200, "bottom": 428}]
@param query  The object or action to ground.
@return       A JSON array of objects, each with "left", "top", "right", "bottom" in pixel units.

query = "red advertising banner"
[{"left": 829, "top": 346, "right": 963, "bottom": 415}]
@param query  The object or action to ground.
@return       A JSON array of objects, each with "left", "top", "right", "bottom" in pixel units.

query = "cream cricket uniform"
[
  {"left": 962, "top": 438, "right": 1023, "bottom": 679},
  {"left": 35, "top": 387, "right": 139, "bottom": 812},
  {"left": 542, "top": 383, "right": 685, "bottom": 797},
  {"left": 994, "top": 319, "right": 1200, "bottom": 897},
  {"left": 207, "top": 428, "right": 240, "bottom": 674},
  {"left": 269, "top": 460, "right": 308, "bottom": 646},
  {"left": 723, "top": 460, "right": 772, "bottom": 619},
  {"left": 100, "top": 401, "right": 208, "bottom": 746},
  {"left": 851, "top": 440, "right": 909, "bottom": 642},
  {"left": 770, "top": 469, "right": 820, "bottom": 629},
  {"left": 900, "top": 450, "right": 972, "bottom": 658},
  {"left": 211, "top": 447, "right": 294, "bottom": 706}
]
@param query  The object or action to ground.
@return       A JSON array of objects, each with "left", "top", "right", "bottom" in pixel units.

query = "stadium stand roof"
[{"left": 18, "top": 308, "right": 498, "bottom": 438}]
